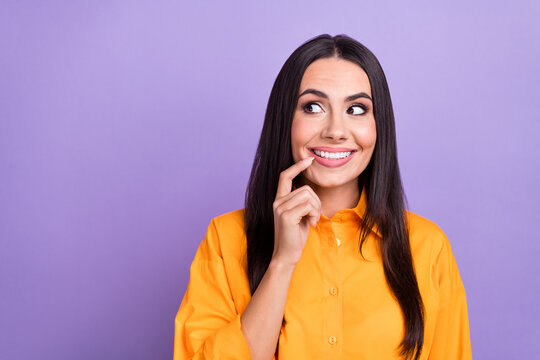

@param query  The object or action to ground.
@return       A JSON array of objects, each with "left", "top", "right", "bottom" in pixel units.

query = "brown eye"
[
  {"left": 347, "top": 104, "right": 367, "bottom": 115},
  {"left": 303, "top": 102, "right": 323, "bottom": 114}
]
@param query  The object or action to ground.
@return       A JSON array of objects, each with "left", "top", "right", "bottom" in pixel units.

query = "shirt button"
[
  {"left": 336, "top": 238, "right": 341, "bottom": 246},
  {"left": 329, "top": 287, "right": 338, "bottom": 296},
  {"left": 328, "top": 336, "right": 337, "bottom": 345}
]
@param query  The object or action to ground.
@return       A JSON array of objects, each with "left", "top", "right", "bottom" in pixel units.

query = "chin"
[{"left": 308, "top": 177, "right": 353, "bottom": 188}]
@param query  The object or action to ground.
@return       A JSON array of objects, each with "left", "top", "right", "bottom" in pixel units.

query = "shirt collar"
[{"left": 326, "top": 186, "right": 382, "bottom": 238}]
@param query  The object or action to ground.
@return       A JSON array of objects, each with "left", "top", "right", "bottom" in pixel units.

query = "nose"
[{"left": 321, "top": 110, "right": 348, "bottom": 141}]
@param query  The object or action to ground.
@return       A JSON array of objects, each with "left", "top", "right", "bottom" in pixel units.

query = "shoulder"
[
  {"left": 405, "top": 210, "right": 468, "bottom": 309},
  {"left": 405, "top": 209, "right": 451, "bottom": 260},
  {"left": 405, "top": 210, "right": 445, "bottom": 239},
  {"left": 201, "top": 208, "right": 247, "bottom": 261},
  {"left": 211, "top": 208, "right": 246, "bottom": 234}
]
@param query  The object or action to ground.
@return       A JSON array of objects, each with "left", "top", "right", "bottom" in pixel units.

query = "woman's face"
[{"left": 291, "top": 57, "right": 377, "bottom": 191}]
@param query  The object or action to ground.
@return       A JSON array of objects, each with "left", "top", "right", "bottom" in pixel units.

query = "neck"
[{"left": 297, "top": 177, "right": 360, "bottom": 219}]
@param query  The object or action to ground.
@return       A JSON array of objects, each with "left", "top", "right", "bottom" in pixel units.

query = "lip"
[
  {"left": 308, "top": 148, "right": 356, "bottom": 168},
  {"left": 309, "top": 146, "right": 357, "bottom": 152}
]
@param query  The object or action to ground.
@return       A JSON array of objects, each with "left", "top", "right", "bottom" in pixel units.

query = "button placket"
[{"left": 321, "top": 219, "right": 342, "bottom": 358}]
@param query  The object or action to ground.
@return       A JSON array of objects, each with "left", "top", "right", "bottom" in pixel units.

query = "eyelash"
[{"left": 302, "top": 102, "right": 368, "bottom": 115}]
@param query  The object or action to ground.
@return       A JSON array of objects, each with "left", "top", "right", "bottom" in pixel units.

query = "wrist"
[{"left": 269, "top": 257, "right": 296, "bottom": 275}]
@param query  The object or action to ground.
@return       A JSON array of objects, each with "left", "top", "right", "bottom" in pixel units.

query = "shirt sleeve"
[
  {"left": 428, "top": 234, "right": 473, "bottom": 359},
  {"left": 173, "top": 218, "right": 252, "bottom": 360}
]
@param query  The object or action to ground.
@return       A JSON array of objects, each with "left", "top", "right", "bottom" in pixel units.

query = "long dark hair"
[{"left": 243, "top": 34, "right": 424, "bottom": 360}]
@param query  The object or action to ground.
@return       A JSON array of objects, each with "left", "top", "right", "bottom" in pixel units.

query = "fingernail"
[{"left": 305, "top": 157, "right": 314, "bottom": 162}]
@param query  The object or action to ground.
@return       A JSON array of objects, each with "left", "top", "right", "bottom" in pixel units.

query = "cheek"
[
  {"left": 356, "top": 120, "right": 377, "bottom": 148},
  {"left": 290, "top": 119, "right": 313, "bottom": 151}
]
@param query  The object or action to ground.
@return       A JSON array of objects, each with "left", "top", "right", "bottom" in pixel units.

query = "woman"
[{"left": 173, "top": 34, "right": 472, "bottom": 360}]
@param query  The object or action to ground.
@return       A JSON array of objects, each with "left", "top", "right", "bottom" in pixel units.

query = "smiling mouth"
[{"left": 309, "top": 148, "right": 357, "bottom": 160}]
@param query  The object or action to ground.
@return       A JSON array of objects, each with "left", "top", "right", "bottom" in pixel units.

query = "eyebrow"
[{"left": 298, "top": 88, "right": 372, "bottom": 102}]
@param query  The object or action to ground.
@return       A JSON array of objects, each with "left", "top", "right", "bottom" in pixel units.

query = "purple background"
[{"left": 1, "top": 1, "right": 539, "bottom": 359}]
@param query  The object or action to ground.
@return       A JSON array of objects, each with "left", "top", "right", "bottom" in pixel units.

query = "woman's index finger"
[{"left": 275, "top": 157, "right": 315, "bottom": 200}]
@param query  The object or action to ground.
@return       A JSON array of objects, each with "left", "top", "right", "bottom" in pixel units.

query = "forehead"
[{"left": 299, "top": 57, "right": 372, "bottom": 96}]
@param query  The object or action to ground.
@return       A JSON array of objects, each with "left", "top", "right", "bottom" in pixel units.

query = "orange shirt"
[{"left": 173, "top": 188, "right": 472, "bottom": 359}]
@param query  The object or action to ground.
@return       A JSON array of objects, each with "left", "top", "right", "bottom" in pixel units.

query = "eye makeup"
[{"left": 301, "top": 101, "right": 369, "bottom": 115}]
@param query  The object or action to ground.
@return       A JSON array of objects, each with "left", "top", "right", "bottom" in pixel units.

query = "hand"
[{"left": 272, "top": 157, "right": 322, "bottom": 267}]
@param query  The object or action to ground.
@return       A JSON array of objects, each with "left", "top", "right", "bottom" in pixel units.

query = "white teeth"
[{"left": 313, "top": 149, "right": 352, "bottom": 160}]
